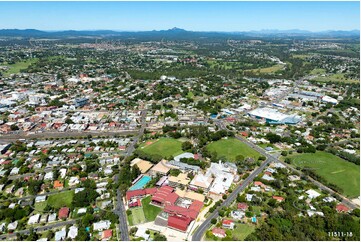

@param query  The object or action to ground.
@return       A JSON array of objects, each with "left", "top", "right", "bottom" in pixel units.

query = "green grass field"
[
  {"left": 187, "top": 91, "right": 195, "bottom": 99},
  {"left": 34, "top": 201, "right": 47, "bottom": 212},
  {"left": 3, "top": 59, "right": 37, "bottom": 76},
  {"left": 206, "top": 138, "right": 260, "bottom": 161},
  {"left": 310, "top": 68, "right": 326, "bottom": 75},
  {"left": 292, "top": 54, "right": 312, "bottom": 59},
  {"left": 47, "top": 190, "right": 74, "bottom": 209},
  {"left": 139, "top": 138, "right": 183, "bottom": 158},
  {"left": 290, "top": 151, "right": 360, "bottom": 198},
  {"left": 127, "top": 212, "right": 134, "bottom": 226},
  {"left": 232, "top": 224, "right": 256, "bottom": 240},
  {"left": 248, "top": 64, "right": 285, "bottom": 74},
  {"left": 312, "top": 73, "right": 359, "bottom": 83},
  {"left": 130, "top": 207, "right": 146, "bottom": 225},
  {"left": 142, "top": 196, "right": 162, "bottom": 221}
]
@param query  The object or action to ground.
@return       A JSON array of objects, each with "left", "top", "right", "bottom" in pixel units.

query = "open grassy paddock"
[
  {"left": 138, "top": 137, "right": 183, "bottom": 158},
  {"left": 232, "top": 223, "right": 256, "bottom": 241},
  {"left": 34, "top": 201, "right": 47, "bottom": 212},
  {"left": 248, "top": 64, "right": 285, "bottom": 74},
  {"left": 312, "top": 73, "right": 359, "bottom": 83},
  {"left": 206, "top": 138, "right": 260, "bottom": 162},
  {"left": 47, "top": 190, "right": 75, "bottom": 209},
  {"left": 3, "top": 58, "right": 38, "bottom": 76},
  {"left": 290, "top": 151, "right": 360, "bottom": 198}
]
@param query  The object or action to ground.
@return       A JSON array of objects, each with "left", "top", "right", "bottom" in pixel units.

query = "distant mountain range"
[{"left": 0, "top": 27, "right": 359, "bottom": 39}]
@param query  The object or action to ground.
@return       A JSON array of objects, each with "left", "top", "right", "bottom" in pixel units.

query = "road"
[
  {"left": 0, "top": 219, "right": 79, "bottom": 240},
  {"left": 114, "top": 109, "right": 147, "bottom": 241},
  {"left": 0, "top": 130, "right": 137, "bottom": 142}
]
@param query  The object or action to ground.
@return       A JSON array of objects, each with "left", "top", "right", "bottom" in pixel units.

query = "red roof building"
[
  {"left": 222, "top": 219, "right": 235, "bottom": 229},
  {"left": 101, "top": 229, "right": 112, "bottom": 240},
  {"left": 254, "top": 181, "right": 265, "bottom": 187},
  {"left": 151, "top": 186, "right": 174, "bottom": 205},
  {"left": 58, "top": 207, "right": 70, "bottom": 219},
  {"left": 126, "top": 189, "right": 146, "bottom": 201},
  {"left": 212, "top": 228, "right": 226, "bottom": 238},
  {"left": 237, "top": 203, "right": 249, "bottom": 211},
  {"left": 272, "top": 196, "right": 285, "bottom": 202},
  {"left": 336, "top": 204, "right": 351, "bottom": 213},
  {"left": 53, "top": 180, "right": 64, "bottom": 189},
  {"left": 167, "top": 215, "right": 192, "bottom": 232}
]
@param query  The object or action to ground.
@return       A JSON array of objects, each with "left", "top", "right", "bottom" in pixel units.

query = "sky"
[{"left": 0, "top": 1, "right": 359, "bottom": 31}]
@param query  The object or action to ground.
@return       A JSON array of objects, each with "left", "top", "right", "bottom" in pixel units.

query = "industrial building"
[
  {"left": 248, "top": 107, "right": 302, "bottom": 124},
  {"left": 73, "top": 97, "right": 89, "bottom": 108}
]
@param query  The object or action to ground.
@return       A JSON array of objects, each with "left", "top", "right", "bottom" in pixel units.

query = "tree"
[
  {"left": 266, "top": 133, "right": 281, "bottom": 143},
  {"left": 211, "top": 218, "right": 217, "bottom": 224},
  {"left": 75, "top": 228, "right": 90, "bottom": 241},
  {"left": 182, "top": 141, "right": 193, "bottom": 151},
  {"left": 154, "top": 234, "right": 167, "bottom": 241},
  {"left": 281, "top": 151, "right": 288, "bottom": 156},
  {"left": 72, "top": 189, "right": 99, "bottom": 207},
  {"left": 10, "top": 124, "right": 19, "bottom": 131}
]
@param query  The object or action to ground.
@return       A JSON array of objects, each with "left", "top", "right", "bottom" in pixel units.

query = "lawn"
[
  {"left": 312, "top": 73, "right": 359, "bottom": 83},
  {"left": 248, "top": 64, "right": 285, "bottom": 74},
  {"left": 232, "top": 223, "right": 256, "bottom": 240},
  {"left": 142, "top": 196, "right": 162, "bottom": 221},
  {"left": 290, "top": 151, "right": 360, "bottom": 198},
  {"left": 127, "top": 212, "right": 134, "bottom": 226},
  {"left": 3, "top": 59, "right": 37, "bottom": 76},
  {"left": 187, "top": 91, "right": 195, "bottom": 99},
  {"left": 310, "top": 68, "right": 326, "bottom": 75},
  {"left": 139, "top": 138, "right": 183, "bottom": 158},
  {"left": 34, "top": 201, "right": 47, "bottom": 212},
  {"left": 47, "top": 190, "right": 74, "bottom": 209},
  {"left": 130, "top": 207, "right": 146, "bottom": 225},
  {"left": 206, "top": 138, "right": 260, "bottom": 162}
]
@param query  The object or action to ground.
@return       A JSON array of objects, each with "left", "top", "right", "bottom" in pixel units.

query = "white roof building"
[
  {"left": 262, "top": 174, "right": 275, "bottom": 181},
  {"left": 206, "top": 162, "right": 235, "bottom": 195},
  {"left": 75, "top": 187, "right": 85, "bottom": 194},
  {"left": 55, "top": 228, "right": 66, "bottom": 241},
  {"left": 307, "top": 210, "right": 324, "bottom": 217},
  {"left": 48, "top": 213, "right": 57, "bottom": 223},
  {"left": 28, "top": 214, "right": 40, "bottom": 225},
  {"left": 322, "top": 95, "right": 338, "bottom": 104},
  {"left": 246, "top": 194, "right": 254, "bottom": 202},
  {"left": 77, "top": 208, "right": 87, "bottom": 214},
  {"left": 67, "top": 225, "right": 78, "bottom": 239},
  {"left": 7, "top": 221, "right": 18, "bottom": 230},
  {"left": 323, "top": 196, "right": 336, "bottom": 203},
  {"left": 59, "top": 168, "right": 67, "bottom": 179},
  {"left": 306, "top": 189, "right": 321, "bottom": 199},
  {"left": 10, "top": 167, "right": 20, "bottom": 175},
  {"left": 93, "top": 220, "right": 111, "bottom": 231},
  {"left": 44, "top": 171, "right": 54, "bottom": 180},
  {"left": 35, "top": 195, "right": 47, "bottom": 203}
]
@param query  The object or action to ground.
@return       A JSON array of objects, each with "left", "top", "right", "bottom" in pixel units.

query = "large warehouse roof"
[{"left": 248, "top": 107, "right": 301, "bottom": 124}]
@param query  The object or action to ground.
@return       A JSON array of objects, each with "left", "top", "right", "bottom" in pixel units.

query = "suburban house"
[
  {"left": 212, "top": 228, "right": 226, "bottom": 238},
  {"left": 222, "top": 219, "right": 235, "bottom": 229},
  {"left": 58, "top": 207, "right": 70, "bottom": 219}
]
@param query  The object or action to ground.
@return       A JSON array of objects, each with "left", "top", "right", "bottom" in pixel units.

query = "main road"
[{"left": 114, "top": 109, "right": 148, "bottom": 241}]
